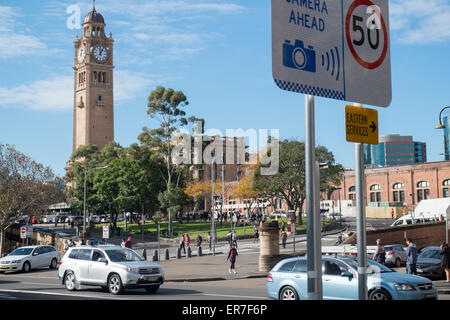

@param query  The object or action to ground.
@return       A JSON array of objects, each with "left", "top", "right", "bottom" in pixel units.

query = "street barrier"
[{"left": 165, "top": 248, "right": 170, "bottom": 260}]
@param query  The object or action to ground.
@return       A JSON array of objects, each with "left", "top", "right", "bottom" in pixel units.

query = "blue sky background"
[{"left": 1, "top": 0, "right": 450, "bottom": 177}]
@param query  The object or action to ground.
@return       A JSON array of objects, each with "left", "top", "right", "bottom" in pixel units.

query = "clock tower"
[{"left": 73, "top": 3, "right": 114, "bottom": 152}]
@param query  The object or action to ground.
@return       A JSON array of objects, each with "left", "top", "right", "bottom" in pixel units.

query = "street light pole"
[{"left": 211, "top": 157, "right": 216, "bottom": 256}]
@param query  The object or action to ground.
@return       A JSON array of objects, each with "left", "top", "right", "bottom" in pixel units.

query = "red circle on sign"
[{"left": 345, "top": 0, "right": 388, "bottom": 70}]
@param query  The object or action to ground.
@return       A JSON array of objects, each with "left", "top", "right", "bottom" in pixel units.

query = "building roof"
[{"left": 84, "top": 7, "right": 105, "bottom": 24}]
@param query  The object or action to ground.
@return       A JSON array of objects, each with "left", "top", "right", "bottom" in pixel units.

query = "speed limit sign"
[{"left": 272, "top": 0, "right": 391, "bottom": 107}]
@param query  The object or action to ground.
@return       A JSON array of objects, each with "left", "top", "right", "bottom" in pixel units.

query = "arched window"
[
  {"left": 416, "top": 181, "right": 430, "bottom": 202},
  {"left": 443, "top": 179, "right": 450, "bottom": 198},
  {"left": 348, "top": 186, "right": 355, "bottom": 201},
  {"left": 369, "top": 184, "right": 381, "bottom": 202},
  {"left": 393, "top": 183, "right": 405, "bottom": 203}
]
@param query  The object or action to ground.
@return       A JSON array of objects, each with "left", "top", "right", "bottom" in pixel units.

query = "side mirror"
[
  {"left": 32, "top": 252, "right": 38, "bottom": 256},
  {"left": 341, "top": 271, "right": 353, "bottom": 278},
  {"left": 98, "top": 258, "right": 107, "bottom": 263}
]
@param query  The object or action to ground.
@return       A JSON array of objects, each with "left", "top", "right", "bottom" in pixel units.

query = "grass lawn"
[{"left": 95, "top": 217, "right": 332, "bottom": 240}]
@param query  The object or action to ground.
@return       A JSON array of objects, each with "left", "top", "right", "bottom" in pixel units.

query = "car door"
[
  {"left": 87, "top": 250, "right": 108, "bottom": 284},
  {"left": 31, "top": 247, "right": 47, "bottom": 268},
  {"left": 322, "top": 259, "right": 357, "bottom": 300},
  {"left": 75, "top": 249, "right": 92, "bottom": 283},
  {"left": 291, "top": 259, "right": 308, "bottom": 299}
]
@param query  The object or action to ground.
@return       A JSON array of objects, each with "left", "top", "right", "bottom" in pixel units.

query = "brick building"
[{"left": 340, "top": 161, "right": 450, "bottom": 207}]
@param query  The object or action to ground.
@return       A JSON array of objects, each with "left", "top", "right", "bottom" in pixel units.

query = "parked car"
[
  {"left": 384, "top": 244, "right": 408, "bottom": 267},
  {"left": 58, "top": 245, "right": 164, "bottom": 295},
  {"left": 0, "top": 245, "right": 60, "bottom": 273},
  {"left": 416, "top": 246, "right": 445, "bottom": 280},
  {"left": 267, "top": 256, "right": 437, "bottom": 300}
]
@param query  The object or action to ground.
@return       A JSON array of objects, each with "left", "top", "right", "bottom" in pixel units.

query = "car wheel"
[
  {"left": 64, "top": 271, "right": 77, "bottom": 291},
  {"left": 108, "top": 274, "right": 124, "bottom": 295},
  {"left": 22, "top": 261, "right": 31, "bottom": 273},
  {"left": 279, "top": 286, "right": 299, "bottom": 300},
  {"left": 49, "top": 258, "right": 57, "bottom": 269},
  {"left": 395, "top": 258, "right": 401, "bottom": 267},
  {"left": 145, "top": 285, "right": 160, "bottom": 294},
  {"left": 369, "top": 288, "right": 391, "bottom": 300}
]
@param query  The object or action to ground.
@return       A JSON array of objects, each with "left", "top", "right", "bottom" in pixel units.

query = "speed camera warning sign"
[{"left": 272, "top": 0, "right": 391, "bottom": 107}]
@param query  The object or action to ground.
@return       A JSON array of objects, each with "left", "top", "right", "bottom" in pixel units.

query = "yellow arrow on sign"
[{"left": 345, "top": 105, "right": 378, "bottom": 145}]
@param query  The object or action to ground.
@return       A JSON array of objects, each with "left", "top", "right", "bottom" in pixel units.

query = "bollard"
[
  {"left": 152, "top": 249, "right": 159, "bottom": 261},
  {"left": 165, "top": 248, "right": 170, "bottom": 260},
  {"left": 176, "top": 247, "right": 181, "bottom": 259},
  {"left": 197, "top": 246, "right": 202, "bottom": 256},
  {"left": 187, "top": 246, "right": 192, "bottom": 258},
  {"left": 142, "top": 248, "right": 147, "bottom": 260}
]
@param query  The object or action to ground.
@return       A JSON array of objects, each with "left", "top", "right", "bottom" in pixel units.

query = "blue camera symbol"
[{"left": 283, "top": 40, "right": 316, "bottom": 73}]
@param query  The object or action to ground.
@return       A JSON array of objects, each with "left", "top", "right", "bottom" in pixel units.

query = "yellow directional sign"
[{"left": 345, "top": 105, "right": 378, "bottom": 145}]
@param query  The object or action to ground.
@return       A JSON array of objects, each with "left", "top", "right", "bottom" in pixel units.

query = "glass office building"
[{"left": 364, "top": 135, "right": 427, "bottom": 167}]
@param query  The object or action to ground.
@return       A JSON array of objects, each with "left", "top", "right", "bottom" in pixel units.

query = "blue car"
[{"left": 267, "top": 256, "right": 437, "bottom": 300}]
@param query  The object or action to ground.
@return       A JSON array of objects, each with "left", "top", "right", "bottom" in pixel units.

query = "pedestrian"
[
  {"left": 232, "top": 230, "right": 238, "bottom": 248},
  {"left": 14, "top": 242, "right": 21, "bottom": 250},
  {"left": 405, "top": 238, "right": 418, "bottom": 275},
  {"left": 253, "top": 228, "right": 259, "bottom": 243},
  {"left": 86, "top": 239, "right": 91, "bottom": 246},
  {"left": 373, "top": 239, "right": 386, "bottom": 264},
  {"left": 281, "top": 230, "right": 287, "bottom": 248},
  {"left": 69, "top": 239, "right": 75, "bottom": 247},
  {"left": 63, "top": 240, "right": 69, "bottom": 254},
  {"left": 179, "top": 234, "right": 186, "bottom": 254},
  {"left": 196, "top": 234, "right": 203, "bottom": 247},
  {"left": 120, "top": 238, "right": 126, "bottom": 247},
  {"left": 226, "top": 244, "right": 238, "bottom": 274},
  {"left": 440, "top": 241, "right": 450, "bottom": 282},
  {"left": 185, "top": 234, "right": 191, "bottom": 247},
  {"left": 124, "top": 236, "right": 132, "bottom": 249},
  {"left": 391, "top": 209, "right": 395, "bottom": 219},
  {"left": 207, "top": 232, "right": 212, "bottom": 251},
  {"left": 226, "top": 230, "right": 233, "bottom": 247}
]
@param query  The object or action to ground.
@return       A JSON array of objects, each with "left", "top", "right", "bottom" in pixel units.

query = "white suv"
[{"left": 58, "top": 245, "right": 164, "bottom": 295}]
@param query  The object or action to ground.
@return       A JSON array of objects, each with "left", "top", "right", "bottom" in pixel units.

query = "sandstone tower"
[{"left": 73, "top": 3, "right": 114, "bottom": 152}]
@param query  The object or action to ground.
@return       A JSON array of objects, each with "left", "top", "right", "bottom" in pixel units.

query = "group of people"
[
  {"left": 179, "top": 233, "right": 213, "bottom": 254},
  {"left": 373, "top": 237, "right": 450, "bottom": 282}
]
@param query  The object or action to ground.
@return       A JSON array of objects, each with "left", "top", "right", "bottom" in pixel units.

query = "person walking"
[
  {"left": 196, "top": 234, "right": 203, "bottom": 247},
  {"left": 281, "top": 230, "right": 287, "bottom": 249},
  {"left": 226, "top": 230, "right": 233, "bottom": 247},
  {"left": 120, "top": 238, "right": 126, "bottom": 247},
  {"left": 253, "top": 228, "right": 259, "bottom": 243},
  {"left": 226, "top": 244, "right": 239, "bottom": 274},
  {"left": 185, "top": 234, "right": 191, "bottom": 248},
  {"left": 207, "top": 232, "right": 212, "bottom": 251},
  {"left": 232, "top": 230, "right": 238, "bottom": 248},
  {"left": 373, "top": 239, "right": 386, "bottom": 264},
  {"left": 405, "top": 238, "right": 418, "bottom": 275},
  {"left": 440, "top": 241, "right": 450, "bottom": 282},
  {"left": 179, "top": 234, "right": 186, "bottom": 254},
  {"left": 124, "top": 236, "right": 132, "bottom": 249}
]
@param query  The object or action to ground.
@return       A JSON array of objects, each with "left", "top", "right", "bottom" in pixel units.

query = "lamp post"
[
  {"left": 83, "top": 165, "right": 109, "bottom": 240},
  {"left": 211, "top": 157, "right": 216, "bottom": 256},
  {"left": 435, "top": 107, "right": 450, "bottom": 243}
]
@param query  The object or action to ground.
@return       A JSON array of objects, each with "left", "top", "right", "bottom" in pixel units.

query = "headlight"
[
  {"left": 11, "top": 260, "right": 21, "bottom": 264},
  {"left": 394, "top": 283, "right": 416, "bottom": 291},
  {"left": 121, "top": 266, "right": 138, "bottom": 273}
]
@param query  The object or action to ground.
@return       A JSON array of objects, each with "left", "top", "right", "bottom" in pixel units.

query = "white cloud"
[
  {"left": 0, "top": 70, "right": 154, "bottom": 112},
  {"left": 390, "top": 0, "right": 450, "bottom": 44},
  {"left": 0, "top": 6, "right": 49, "bottom": 58}
]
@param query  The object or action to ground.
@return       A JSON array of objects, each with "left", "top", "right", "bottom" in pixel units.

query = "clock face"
[
  {"left": 93, "top": 45, "right": 108, "bottom": 63},
  {"left": 77, "top": 46, "right": 86, "bottom": 63}
]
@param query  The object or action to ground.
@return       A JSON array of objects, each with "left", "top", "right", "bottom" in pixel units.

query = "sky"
[{"left": 1, "top": 0, "right": 450, "bottom": 178}]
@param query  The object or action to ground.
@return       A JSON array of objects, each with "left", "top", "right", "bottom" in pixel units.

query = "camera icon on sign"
[{"left": 283, "top": 40, "right": 316, "bottom": 73}]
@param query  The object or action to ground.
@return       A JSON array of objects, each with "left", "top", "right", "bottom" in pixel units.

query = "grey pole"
[
  {"left": 354, "top": 103, "right": 368, "bottom": 300},
  {"left": 211, "top": 157, "right": 216, "bottom": 256},
  {"left": 305, "top": 94, "right": 319, "bottom": 300},
  {"left": 314, "top": 161, "right": 323, "bottom": 299},
  {"left": 83, "top": 170, "right": 87, "bottom": 239}
]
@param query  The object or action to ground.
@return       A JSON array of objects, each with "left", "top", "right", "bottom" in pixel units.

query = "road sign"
[
  {"left": 345, "top": 104, "right": 378, "bottom": 144},
  {"left": 103, "top": 225, "right": 109, "bottom": 239},
  {"left": 272, "top": 0, "right": 391, "bottom": 107},
  {"left": 20, "top": 227, "right": 27, "bottom": 239}
]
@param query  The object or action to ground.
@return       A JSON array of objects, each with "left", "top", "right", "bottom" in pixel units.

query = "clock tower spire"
[{"left": 73, "top": 3, "right": 114, "bottom": 153}]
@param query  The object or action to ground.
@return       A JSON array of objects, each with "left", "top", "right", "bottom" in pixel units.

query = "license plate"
[
  {"left": 425, "top": 292, "right": 436, "bottom": 298},
  {"left": 1, "top": 266, "right": 9, "bottom": 269},
  {"left": 144, "top": 276, "right": 158, "bottom": 281}
]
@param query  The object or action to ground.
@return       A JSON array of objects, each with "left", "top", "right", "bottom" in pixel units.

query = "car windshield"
[
  {"left": 419, "top": 249, "right": 440, "bottom": 260},
  {"left": 342, "top": 257, "right": 394, "bottom": 273},
  {"left": 104, "top": 248, "right": 144, "bottom": 262},
  {"left": 9, "top": 248, "right": 33, "bottom": 256}
]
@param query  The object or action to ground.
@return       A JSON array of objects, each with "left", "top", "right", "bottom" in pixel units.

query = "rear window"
[
  {"left": 77, "top": 249, "right": 92, "bottom": 261},
  {"left": 293, "top": 260, "right": 307, "bottom": 272},
  {"left": 419, "top": 249, "right": 440, "bottom": 260},
  {"left": 278, "top": 261, "right": 296, "bottom": 272}
]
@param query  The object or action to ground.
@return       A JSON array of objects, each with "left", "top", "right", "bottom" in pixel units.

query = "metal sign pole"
[
  {"left": 314, "top": 161, "right": 323, "bottom": 299},
  {"left": 305, "top": 94, "right": 320, "bottom": 300},
  {"left": 354, "top": 103, "right": 368, "bottom": 300}
]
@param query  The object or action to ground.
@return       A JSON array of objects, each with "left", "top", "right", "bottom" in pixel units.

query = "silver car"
[
  {"left": 0, "top": 245, "right": 60, "bottom": 273},
  {"left": 384, "top": 244, "right": 408, "bottom": 267},
  {"left": 58, "top": 245, "right": 164, "bottom": 295}
]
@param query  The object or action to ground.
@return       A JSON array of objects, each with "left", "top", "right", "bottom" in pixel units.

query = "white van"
[{"left": 391, "top": 214, "right": 441, "bottom": 227}]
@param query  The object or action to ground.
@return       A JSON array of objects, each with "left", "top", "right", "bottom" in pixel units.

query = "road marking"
[{"left": 0, "top": 289, "right": 125, "bottom": 300}]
